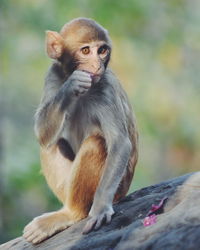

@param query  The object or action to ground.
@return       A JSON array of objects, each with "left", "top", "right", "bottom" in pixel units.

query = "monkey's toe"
[
  {"left": 23, "top": 218, "right": 50, "bottom": 244},
  {"left": 23, "top": 212, "right": 72, "bottom": 244}
]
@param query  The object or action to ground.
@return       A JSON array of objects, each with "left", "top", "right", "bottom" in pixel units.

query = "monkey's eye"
[
  {"left": 98, "top": 45, "right": 109, "bottom": 55},
  {"left": 81, "top": 46, "right": 90, "bottom": 55}
]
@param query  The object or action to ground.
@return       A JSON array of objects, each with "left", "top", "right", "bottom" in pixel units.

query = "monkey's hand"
[
  {"left": 82, "top": 203, "right": 114, "bottom": 234},
  {"left": 65, "top": 70, "right": 92, "bottom": 96}
]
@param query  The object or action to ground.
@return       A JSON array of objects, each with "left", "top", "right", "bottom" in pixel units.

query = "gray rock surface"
[{"left": 1, "top": 172, "right": 200, "bottom": 250}]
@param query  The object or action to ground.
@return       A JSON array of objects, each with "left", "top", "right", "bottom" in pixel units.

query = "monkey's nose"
[{"left": 91, "top": 64, "right": 101, "bottom": 73}]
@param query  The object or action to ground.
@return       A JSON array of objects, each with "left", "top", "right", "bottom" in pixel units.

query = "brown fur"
[
  {"left": 66, "top": 135, "right": 107, "bottom": 218},
  {"left": 41, "top": 134, "right": 134, "bottom": 221},
  {"left": 60, "top": 18, "right": 111, "bottom": 48},
  {"left": 41, "top": 145, "right": 72, "bottom": 203}
]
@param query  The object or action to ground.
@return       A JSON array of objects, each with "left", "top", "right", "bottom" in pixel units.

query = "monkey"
[{"left": 23, "top": 17, "right": 138, "bottom": 244}]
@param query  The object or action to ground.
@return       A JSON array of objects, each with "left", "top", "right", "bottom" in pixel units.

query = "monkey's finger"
[
  {"left": 75, "top": 70, "right": 91, "bottom": 77},
  {"left": 73, "top": 70, "right": 91, "bottom": 80},
  {"left": 76, "top": 76, "right": 92, "bottom": 83},
  {"left": 82, "top": 218, "right": 97, "bottom": 234},
  {"left": 105, "top": 213, "right": 112, "bottom": 224},
  {"left": 71, "top": 77, "right": 91, "bottom": 84},
  {"left": 70, "top": 71, "right": 91, "bottom": 81},
  {"left": 94, "top": 215, "right": 105, "bottom": 230},
  {"left": 77, "top": 82, "right": 92, "bottom": 89}
]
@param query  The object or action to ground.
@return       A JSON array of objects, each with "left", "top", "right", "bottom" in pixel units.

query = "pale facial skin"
[{"left": 75, "top": 41, "right": 110, "bottom": 83}]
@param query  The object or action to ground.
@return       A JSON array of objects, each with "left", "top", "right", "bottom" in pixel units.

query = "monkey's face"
[
  {"left": 74, "top": 41, "right": 111, "bottom": 83},
  {"left": 46, "top": 18, "right": 112, "bottom": 83}
]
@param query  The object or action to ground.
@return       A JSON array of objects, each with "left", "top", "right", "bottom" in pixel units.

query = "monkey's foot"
[{"left": 23, "top": 210, "right": 73, "bottom": 244}]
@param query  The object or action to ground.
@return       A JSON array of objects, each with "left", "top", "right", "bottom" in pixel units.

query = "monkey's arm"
[
  {"left": 83, "top": 95, "right": 133, "bottom": 233},
  {"left": 34, "top": 63, "right": 68, "bottom": 146},
  {"left": 35, "top": 64, "right": 91, "bottom": 146}
]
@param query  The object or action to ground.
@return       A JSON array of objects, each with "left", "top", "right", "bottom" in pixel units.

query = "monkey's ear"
[{"left": 45, "top": 31, "right": 65, "bottom": 59}]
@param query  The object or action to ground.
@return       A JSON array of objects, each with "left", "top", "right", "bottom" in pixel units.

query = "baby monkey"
[{"left": 23, "top": 18, "right": 138, "bottom": 244}]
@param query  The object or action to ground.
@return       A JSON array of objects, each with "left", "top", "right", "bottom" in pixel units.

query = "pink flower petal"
[
  {"left": 143, "top": 214, "right": 157, "bottom": 226},
  {"left": 143, "top": 197, "right": 168, "bottom": 227},
  {"left": 148, "top": 197, "right": 168, "bottom": 215}
]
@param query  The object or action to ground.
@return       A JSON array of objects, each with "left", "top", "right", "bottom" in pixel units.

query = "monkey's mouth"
[
  {"left": 82, "top": 70, "right": 101, "bottom": 83},
  {"left": 91, "top": 74, "right": 101, "bottom": 83}
]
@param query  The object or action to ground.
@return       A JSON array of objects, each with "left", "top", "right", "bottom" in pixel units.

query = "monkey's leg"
[
  {"left": 23, "top": 135, "right": 107, "bottom": 244},
  {"left": 23, "top": 144, "right": 74, "bottom": 244},
  {"left": 40, "top": 140, "right": 74, "bottom": 203},
  {"left": 65, "top": 134, "right": 107, "bottom": 219}
]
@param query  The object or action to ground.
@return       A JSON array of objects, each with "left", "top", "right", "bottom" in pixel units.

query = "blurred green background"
[{"left": 0, "top": 0, "right": 200, "bottom": 244}]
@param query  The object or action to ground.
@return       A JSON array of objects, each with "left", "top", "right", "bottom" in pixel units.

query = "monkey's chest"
[{"left": 62, "top": 108, "right": 99, "bottom": 154}]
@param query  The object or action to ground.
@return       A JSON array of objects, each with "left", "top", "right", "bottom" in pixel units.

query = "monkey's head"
[{"left": 46, "top": 18, "right": 112, "bottom": 83}]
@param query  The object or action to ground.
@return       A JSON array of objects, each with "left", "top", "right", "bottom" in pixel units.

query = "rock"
[{"left": 1, "top": 172, "right": 200, "bottom": 250}]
